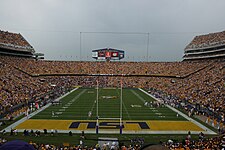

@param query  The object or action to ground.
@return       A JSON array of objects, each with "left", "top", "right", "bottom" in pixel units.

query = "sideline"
[
  {"left": 1, "top": 88, "right": 79, "bottom": 132},
  {"left": 138, "top": 88, "right": 216, "bottom": 135}
]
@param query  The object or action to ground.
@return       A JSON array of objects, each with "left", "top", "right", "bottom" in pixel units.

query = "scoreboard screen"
[
  {"left": 98, "top": 51, "right": 105, "bottom": 57},
  {"left": 105, "top": 51, "right": 111, "bottom": 58},
  {"left": 92, "top": 48, "right": 124, "bottom": 60}
]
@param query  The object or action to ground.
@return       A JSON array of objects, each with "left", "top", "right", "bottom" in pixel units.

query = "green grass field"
[{"left": 31, "top": 88, "right": 186, "bottom": 121}]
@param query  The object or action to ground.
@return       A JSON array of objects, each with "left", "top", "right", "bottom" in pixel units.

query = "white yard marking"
[
  {"left": 59, "top": 109, "right": 65, "bottom": 111},
  {"left": 58, "top": 89, "right": 87, "bottom": 115},
  {"left": 86, "top": 100, "right": 96, "bottom": 120},
  {"left": 131, "top": 90, "right": 146, "bottom": 103},
  {"left": 116, "top": 89, "right": 131, "bottom": 120},
  {"left": 138, "top": 88, "right": 216, "bottom": 135},
  {"left": 1, "top": 88, "right": 80, "bottom": 132},
  {"left": 131, "top": 90, "right": 161, "bottom": 117},
  {"left": 55, "top": 112, "right": 63, "bottom": 115}
]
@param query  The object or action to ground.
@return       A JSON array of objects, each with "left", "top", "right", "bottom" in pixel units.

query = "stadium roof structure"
[
  {"left": 185, "top": 30, "right": 225, "bottom": 51},
  {"left": 92, "top": 47, "right": 124, "bottom": 53},
  {"left": 183, "top": 30, "right": 225, "bottom": 60},
  {"left": 0, "top": 30, "right": 35, "bottom": 54}
]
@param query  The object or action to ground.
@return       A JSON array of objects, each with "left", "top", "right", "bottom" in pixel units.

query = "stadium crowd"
[
  {"left": 185, "top": 30, "right": 225, "bottom": 50},
  {"left": 0, "top": 30, "right": 33, "bottom": 50},
  {"left": 145, "top": 61, "right": 225, "bottom": 129},
  {"left": 0, "top": 129, "right": 142, "bottom": 150},
  {"left": 163, "top": 133, "right": 225, "bottom": 150},
  {"left": 0, "top": 55, "right": 224, "bottom": 130},
  {"left": 0, "top": 59, "right": 73, "bottom": 119},
  {"left": 1, "top": 55, "right": 209, "bottom": 77},
  {"left": 0, "top": 130, "right": 224, "bottom": 149}
]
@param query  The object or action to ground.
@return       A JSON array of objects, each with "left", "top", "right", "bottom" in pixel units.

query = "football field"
[{"left": 14, "top": 88, "right": 215, "bottom": 134}]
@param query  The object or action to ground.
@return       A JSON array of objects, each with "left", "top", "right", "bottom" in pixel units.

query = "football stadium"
[{"left": 0, "top": 1, "right": 225, "bottom": 150}]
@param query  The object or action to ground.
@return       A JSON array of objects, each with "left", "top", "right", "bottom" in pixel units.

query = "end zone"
[{"left": 13, "top": 119, "right": 214, "bottom": 134}]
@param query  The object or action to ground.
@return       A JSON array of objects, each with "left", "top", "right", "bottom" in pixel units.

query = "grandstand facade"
[
  {"left": 183, "top": 30, "right": 225, "bottom": 60},
  {"left": 0, "top": 30, "right": 36, "bottom": 57}
]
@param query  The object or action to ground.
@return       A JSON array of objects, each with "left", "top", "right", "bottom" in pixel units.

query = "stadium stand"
[
  {"left": 0, "top": 30, "right": 34, "bottom": 52},
  {"left": 0, "top": 55, "right": 210, "bottom": 77},
  {"left": 0, "top": 55, "right": 224, "bottom": 130},
  {"left": 0, "top": 133, "right": 224, "bottom": 149},
  {"left": 0, "top": 30, "right": 35, "bottom": 58},
  {"left": 183, "top": 30, "right": 225, "bottom": 60},
  {"left": 163, "top": 134, "right": 225, "bottom": 149},
  {"left": 0, "top": 58, "right": 73, "bottom": 119}
]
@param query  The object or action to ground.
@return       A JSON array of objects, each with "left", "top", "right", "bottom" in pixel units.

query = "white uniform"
[
  {"left": 88, "top": 111, "right": 92, "bottom": 117},
  {"left": 144, "top": 102, "right": 148, "bottom": 106}
]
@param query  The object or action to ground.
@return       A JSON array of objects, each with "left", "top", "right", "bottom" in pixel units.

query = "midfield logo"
[{"left": 69, "top": 121, "right": 150, "bottom": 129}]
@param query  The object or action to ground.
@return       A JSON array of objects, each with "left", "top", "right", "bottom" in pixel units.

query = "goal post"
[
  {"left": 96, "top": 78, "right": 123, "bottom": 134},
  {"left": 96, "top": 117, "right": 123, "bottom": 134}
]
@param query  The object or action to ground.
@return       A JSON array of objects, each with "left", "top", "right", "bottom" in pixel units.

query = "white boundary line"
[
  {"left": 1, "top": 88, "right": 79, "bottom": 132},
  {"left": 138, "top": 88, "right": 216, "bottom": 135}
]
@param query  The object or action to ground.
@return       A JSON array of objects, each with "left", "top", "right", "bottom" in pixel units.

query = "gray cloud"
[{"left": 1, "top": 0, "right": 225, "bottom": 61}]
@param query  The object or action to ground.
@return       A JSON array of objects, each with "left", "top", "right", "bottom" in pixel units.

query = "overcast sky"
[{"left": 1, "top": 0, "right": 225, "bottom": 62}]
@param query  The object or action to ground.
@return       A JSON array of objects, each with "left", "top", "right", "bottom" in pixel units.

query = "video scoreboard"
[{"left": 92, "top": 48, "right": 124, "bottom": 60}]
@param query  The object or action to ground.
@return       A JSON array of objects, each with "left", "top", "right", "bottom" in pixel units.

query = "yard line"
[
  {"left": 62, "top": 89, "right": 87, "bottom": 107},
  {"left": 58, "top": 89, "right": 87, "bottom": 114},
  {"left": 116, "top": 88, "right": 131, "bottom": 120},
  {"left": 131, "top": 90, "right": 162, "bottom": 117},
  {"left": 131, "top": 90, "right": 146, "bottom": 103},
  {"left": 139, "top": 88, "right": 217, "bottom": 135},
  {"left": 86, "top": 97, "right": 96, "bottom": 120},
  {"left": 1, "top": 88, "right": 81, "bottom": 132},
  {"left": 122, "top": 100, "right": 131, "bottom": 120}
]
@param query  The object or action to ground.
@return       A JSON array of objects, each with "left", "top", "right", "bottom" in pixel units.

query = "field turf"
[
  {"left": 31, "top": 88, "right": 186, "bottom": 121},
  {"left": 15, "top": 88, "right": 205, "bottom": 132}
]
